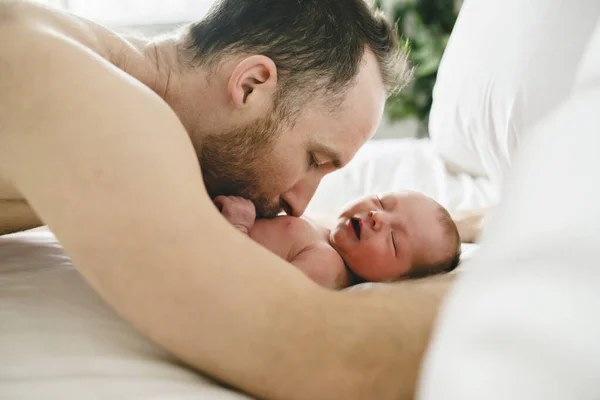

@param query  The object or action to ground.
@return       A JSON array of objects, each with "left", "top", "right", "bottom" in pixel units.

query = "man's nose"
[{"left": 281, "top": 175, "right": 324, "bottom": 217}]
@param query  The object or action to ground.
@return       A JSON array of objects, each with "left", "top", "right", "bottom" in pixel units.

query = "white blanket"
[{"left": 419, "top": 84, "right": 600, "bottom": 400}]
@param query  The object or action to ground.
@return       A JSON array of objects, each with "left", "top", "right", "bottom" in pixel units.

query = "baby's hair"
[
  {"left": 405, "top": 204, "right": 461, "bottom": 279},
  {"left": 437, "top": 205, "right": 462, "bottom": 272}
]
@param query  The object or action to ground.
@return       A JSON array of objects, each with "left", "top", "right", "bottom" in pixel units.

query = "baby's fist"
[{"left": 213, "top": 196, "right": 256, "bottom": 234}]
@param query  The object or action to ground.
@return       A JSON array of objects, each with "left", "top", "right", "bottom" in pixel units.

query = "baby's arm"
[
  {"left": 213, "top": 196, "right": 256, "bottom": 235},
  {"left": 291, "top": 244, "right": 350, "bottom": 290}
]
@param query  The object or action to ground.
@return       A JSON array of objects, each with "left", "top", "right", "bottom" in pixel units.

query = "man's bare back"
[{"left": 0, "top": 0, "right": 150, "bottom": 234}]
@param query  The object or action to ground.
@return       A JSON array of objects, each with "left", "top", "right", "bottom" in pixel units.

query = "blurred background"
[{"left": 36, "top": 0, "right": 462, "bottom": 140}]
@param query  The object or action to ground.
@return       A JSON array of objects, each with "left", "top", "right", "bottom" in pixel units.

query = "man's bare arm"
[{"left": 0, "top": 29, "right": 453, "bottom": 400}]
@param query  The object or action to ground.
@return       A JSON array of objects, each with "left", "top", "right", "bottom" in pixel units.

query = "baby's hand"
[{"left": 213, "top": 196, "right": 256, "bottom": 234}]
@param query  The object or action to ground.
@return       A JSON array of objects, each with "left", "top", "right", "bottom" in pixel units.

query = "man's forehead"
[
  {"left": 313, "top": 116, "right": 377, "bottom": 165},
  {"left": 307, "top": 130, "right": 362, "bottom": 169},
  {"left": 302, "top": 90, "right": 384, "bottom": 168}
]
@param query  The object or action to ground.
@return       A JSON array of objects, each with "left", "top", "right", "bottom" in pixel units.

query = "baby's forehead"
[
  {"left": 342, "top": 191, "right": 441, "bottom": 215},
  {"left": 378, "top": 191, "right": 433, "bottom": 206}
]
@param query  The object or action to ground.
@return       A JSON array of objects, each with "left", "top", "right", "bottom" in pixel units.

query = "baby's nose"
[{"left": 368, "top": 210, "right": 385, "bottom": 230}]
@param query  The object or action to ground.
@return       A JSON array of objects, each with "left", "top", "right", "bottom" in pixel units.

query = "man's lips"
[{"left": 280, "top": 199, "right": 293, "bottom": 216}]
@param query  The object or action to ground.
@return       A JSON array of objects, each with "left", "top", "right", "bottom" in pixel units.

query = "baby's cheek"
[
  {"left": 394, "top": 259, "right": 413, "bottom": 279},
  {"left": 373, "top": 262, "right": 402, "bottom": 282},
  {"left": 347, "top": 252, "right": 392, "bottom": 282}
]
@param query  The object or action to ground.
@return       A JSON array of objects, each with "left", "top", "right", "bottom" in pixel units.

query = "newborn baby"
[{"left": 215, "top": 191, "right": 461, "bottom": 289}]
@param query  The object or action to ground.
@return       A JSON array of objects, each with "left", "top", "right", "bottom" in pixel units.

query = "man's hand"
[{"left": 213, "top": 196, "right": 256, "bottom": 235}]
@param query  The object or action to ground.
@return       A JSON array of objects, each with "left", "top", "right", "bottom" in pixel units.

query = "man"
[{"left": 0, "top": 1, "right": 452, "bottom": 399}]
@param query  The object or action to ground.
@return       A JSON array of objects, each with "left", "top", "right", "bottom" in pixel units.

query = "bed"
[{"left": 0, "top": 138, "right": 495, "bottom": 399}]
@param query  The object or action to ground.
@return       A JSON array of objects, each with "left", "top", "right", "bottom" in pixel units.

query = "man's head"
[
  {"left": 330, "top": 192, "right": 461, "bottom": 282},
  {"left": 166, "top": 0, "right": 411, "bottom": 217}
]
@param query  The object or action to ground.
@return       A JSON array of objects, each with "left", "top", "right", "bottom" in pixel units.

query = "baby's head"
[{"left": 330, "top": 191, "right": 460, "bottom": 282}]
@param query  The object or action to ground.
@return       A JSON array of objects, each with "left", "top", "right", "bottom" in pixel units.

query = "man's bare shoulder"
[
  {"left": 0, "top": 0, "right": 22, "bottom": 22},
  {"left": 0, "top": 1, "right": 117, "bottom": 76},
  {"left": 0, "top": 7, "right": 182, "bottom": 200},
  {"left": 0, "top": 18, "right": 159, "bottom": 132}
]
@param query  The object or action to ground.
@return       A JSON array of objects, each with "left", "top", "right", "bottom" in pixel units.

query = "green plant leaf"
[
  {"left": 415, "top": 56, "right": 440, "bottom": 77},
  {"left": 385, "top": 0, "right": 459, "bottom": 125}
]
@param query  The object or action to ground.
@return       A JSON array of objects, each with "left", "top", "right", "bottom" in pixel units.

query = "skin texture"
[
  {"left": 216, "top": 193, "right": 457, "bottom": 289},
  {"left": 0, "top": 2, "right": 454, "bottom": 400}
]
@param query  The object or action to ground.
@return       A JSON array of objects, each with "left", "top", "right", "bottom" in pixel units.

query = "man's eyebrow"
[{"left": 312, "top": 144, "right": 343, "bottom": 168}]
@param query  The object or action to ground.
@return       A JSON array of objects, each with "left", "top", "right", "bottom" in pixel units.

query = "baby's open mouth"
[{"left": 351, "top": 217, "right": 361, "bottom": 239}]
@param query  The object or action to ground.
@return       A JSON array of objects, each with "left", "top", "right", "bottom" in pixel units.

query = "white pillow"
[
  {"left": 429, "top": 0, "right": 600, "bottom": 186},
  {"left": 418, "top": 24, "right": 600, "bottom": 399}
]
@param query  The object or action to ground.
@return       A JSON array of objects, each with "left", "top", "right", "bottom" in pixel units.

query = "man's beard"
[{"left": 199, "top": 113, "right": 283, "bottom": 218}]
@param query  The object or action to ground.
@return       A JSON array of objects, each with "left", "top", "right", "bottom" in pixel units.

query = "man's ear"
[{"left": 227, "top": 55, "right": 278, "bottom": 109}]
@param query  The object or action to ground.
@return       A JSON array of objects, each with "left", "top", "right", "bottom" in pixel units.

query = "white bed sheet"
[
  {"left": 0, "top": 138, "right": 495, "bottom": 399},
  {"left": 0, "top": 228, "right": 252, "bottom": 400}
]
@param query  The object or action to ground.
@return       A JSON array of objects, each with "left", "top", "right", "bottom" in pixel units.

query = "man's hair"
[
  {"left": 407, "top": 205, "right": 462, "bottom": 279},
  {"left": 182, "top": 0, "right": 412, "bottom": 119}
]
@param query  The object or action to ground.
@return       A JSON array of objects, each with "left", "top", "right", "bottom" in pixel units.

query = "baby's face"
[{"left": 330, "top": 192, "right": 450, "bottom": 282}]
